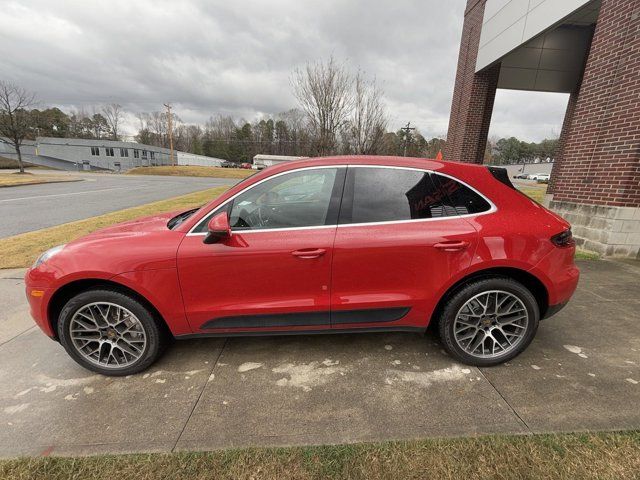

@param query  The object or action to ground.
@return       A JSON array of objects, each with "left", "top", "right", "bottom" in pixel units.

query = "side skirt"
[
  {"left": 199, "top": 307, "right": 411, "bottom": 330},
  {"left": 175, "top": 326, "right": 426, "bottom": 340}
]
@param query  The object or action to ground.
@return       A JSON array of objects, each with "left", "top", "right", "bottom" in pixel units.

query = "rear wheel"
[
  {"left": 58, "top": 289, "right": 167, "bottom": 376},
  {"left": 438, "top": 277, "right": 539, "bottom": 367}
]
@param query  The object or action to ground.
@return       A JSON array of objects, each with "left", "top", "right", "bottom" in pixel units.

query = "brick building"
[{"left": 445, "top": 0, "right": 640, "bottom": 258}]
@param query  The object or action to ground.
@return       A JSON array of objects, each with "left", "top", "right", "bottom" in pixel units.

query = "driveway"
[
  {"left": 0, "top": 259, "right": 638, "bottom": 458},
  {"left": 0, "top": 171, "right": 236, "bottom": 238}
]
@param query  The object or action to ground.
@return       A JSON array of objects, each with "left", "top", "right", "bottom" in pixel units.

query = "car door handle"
[
  {"left": 433, "top": 241, "right": 470, "bottom": 252},
  {"left": 291, "top": 248, "right": 326, "bottom": 259}
]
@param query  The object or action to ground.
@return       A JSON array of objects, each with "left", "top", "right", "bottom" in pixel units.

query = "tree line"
[{"left": 486, "top": 136, "right": 559, "bottom": 165}]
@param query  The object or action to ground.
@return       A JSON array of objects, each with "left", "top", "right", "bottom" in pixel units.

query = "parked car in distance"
[
  {"left": 513, "top": 172, "right": 529, "bottom": 179},
  {"left": 220, "top": 160, "right": 234, "bottom": 168},
  {"left": 26, "top": 156, "right": 579, "bottom": 376},
  {"left": 527, "top": 173, "right": 548, "bottom": 180},
  {"left": 240, "top": 162, "right": 252, "bottom": 169},
  {"left": 536, "top": 174, "right": 550, "bottom": 183}
]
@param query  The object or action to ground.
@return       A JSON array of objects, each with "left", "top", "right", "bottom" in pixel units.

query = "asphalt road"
[
  {"left": 0, "top": 259, "right": 638, "bottom": 457},
  {"left": 0, "top": 172, "right": 236, "bottom": 238}
]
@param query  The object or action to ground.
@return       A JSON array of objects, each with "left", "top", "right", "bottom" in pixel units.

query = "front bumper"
[{"left": 24, "top": 269, "right": 56, "bottom": 338}]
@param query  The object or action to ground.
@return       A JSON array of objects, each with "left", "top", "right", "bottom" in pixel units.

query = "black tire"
[
  {"left": 57, "top": 288, "right": 167, "bottom": 376},
  {"left": 438, "top": 277, "right": 540, "bottom": 367}
]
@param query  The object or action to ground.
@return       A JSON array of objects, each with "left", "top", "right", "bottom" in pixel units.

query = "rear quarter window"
[{"left": 431, "top": 173, "right": 492, "bottom": 215}]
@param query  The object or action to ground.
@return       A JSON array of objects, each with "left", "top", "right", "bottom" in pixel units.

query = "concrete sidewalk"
[{"left": 0, "top": 260, "right": 638, "bottom": 458}]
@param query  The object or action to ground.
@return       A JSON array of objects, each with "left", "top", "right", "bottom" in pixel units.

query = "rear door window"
[{"left": 339, "top": 167, "right": 452, "bottom": 224}]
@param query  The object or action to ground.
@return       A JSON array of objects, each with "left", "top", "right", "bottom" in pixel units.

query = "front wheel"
[
  {"left": 438, "top": 277, "right": 540, "bottom": 367},
  {"left": 58, "top": 289, "right": 167, "bottom": 376}
]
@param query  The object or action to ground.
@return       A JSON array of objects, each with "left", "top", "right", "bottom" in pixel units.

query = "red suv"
[{"left": 26, "top": 156, "right": 579, "bottom": 375}]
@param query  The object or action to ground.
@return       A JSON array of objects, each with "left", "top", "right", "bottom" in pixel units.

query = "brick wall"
[
  {"left": 444, "top": 0, "right": 499, "bottom": 164},
  {"left": 551, "top": 0, "right": 640, "bottom": 207},
  {"left": 548, "top": 89, "right": 580, "bottom": 194}
]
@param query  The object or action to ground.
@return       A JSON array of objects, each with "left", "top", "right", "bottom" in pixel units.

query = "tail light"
[{"left": 551, "top": 229, "right": 574, "bottom": 247}]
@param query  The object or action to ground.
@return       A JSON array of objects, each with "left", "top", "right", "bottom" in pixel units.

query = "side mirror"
[{"left": 203, "top": 212, "right": 231, "bottom": 244}]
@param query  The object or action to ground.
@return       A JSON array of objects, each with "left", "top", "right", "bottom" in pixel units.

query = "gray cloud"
[{"left": 0, "top": 0, "right": 565, "bottom": 141}]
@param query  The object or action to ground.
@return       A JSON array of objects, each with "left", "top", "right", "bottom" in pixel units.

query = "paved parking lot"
[
  {"left": 0, "top": 259, "right": 638, "bottom": 458},
  {"left": 0, "top": 171, "right": 235, "bottom": 238}
]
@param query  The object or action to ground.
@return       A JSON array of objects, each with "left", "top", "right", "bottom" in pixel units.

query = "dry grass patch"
[
  {"left": 575, "top": 249, "right": 600, "bottom": 260},
  {"left": 0, "top": 173, "right": 79, "bottom": 187},
  {"left": 0, "top": 186, "right": 228, "bottom": 269},
  {"left": 127, "top": 165, "right": 255, "bottom": 179},
  {"left": 1, "top": 431, "right": 639, "bottom": 480},
  {"left": 516, "top": 183, "right": 547, "bottom": 203}
]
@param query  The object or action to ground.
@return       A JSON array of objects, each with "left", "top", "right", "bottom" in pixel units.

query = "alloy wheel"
[
  {"left": 69, "top": 302, "right": 147, "bottom": 369},
  {"left": 453, "top": 290, "right": 529, "bottom": 359}
]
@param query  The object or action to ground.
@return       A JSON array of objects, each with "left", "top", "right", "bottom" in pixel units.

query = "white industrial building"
[
  {"left": 176, "top": 151, "right": 225, "bottom": 167},
  {"left": 0, "top": 136, "right": 225, "bottom": 171},
  {"left": 253, "top": 154, "right": 306, "bottom": 169}
]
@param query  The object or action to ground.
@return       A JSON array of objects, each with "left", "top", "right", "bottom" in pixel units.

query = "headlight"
[{"left": 33, "top": 244, "right": 66, "bottom": 268}]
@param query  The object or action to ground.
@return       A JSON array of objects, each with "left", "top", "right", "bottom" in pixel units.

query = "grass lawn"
[
  {"left": 1, "top": 431, "right": 639, "bottom": 479},
  {"left": 127, "top": 165, "right": 255, "bottom": 179},
  {"left": 0, "top": 173, "right": 79, "bottom": 188},
  {"left": 0, "top": 186, "right": 228, "bottom": 269}
]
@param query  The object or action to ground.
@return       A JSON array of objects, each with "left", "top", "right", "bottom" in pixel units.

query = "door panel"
[
  {"left": 177, "top": 167, "right": 345, "bottom": 334},
  {"left": 330, "top": 219, "right": 477, "bottom": 329},
  {"left": 178, "top": 227, "right": 336, "bottom": 333}
]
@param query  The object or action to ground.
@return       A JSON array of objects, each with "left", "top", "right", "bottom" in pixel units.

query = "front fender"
[{"left": 111, "top": 269, "right": 191, "bottom": 335}]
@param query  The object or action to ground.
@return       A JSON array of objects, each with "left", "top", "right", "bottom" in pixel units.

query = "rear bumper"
[
  {"left": 530, "top": 246, "right": 580, "bottom": 307},
  {"left": 542, "top": 300, "right": 569, "bottom": 319}
]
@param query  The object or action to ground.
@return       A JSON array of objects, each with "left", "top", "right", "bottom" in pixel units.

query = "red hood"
[{"left": 83, "top": 210, "right": 180, "bottom": 238}]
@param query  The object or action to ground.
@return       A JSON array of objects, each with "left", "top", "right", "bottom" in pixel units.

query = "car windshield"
[
  {"left": 167, "top": 207, "right": 201, "bottom": 230},
  {"left": 168, "top": 171, "right": 263, "bottom": 230}
]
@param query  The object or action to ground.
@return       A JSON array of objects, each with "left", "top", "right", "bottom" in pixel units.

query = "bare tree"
[
  {"left": 344, "top": 72, "right": 387, "bottom": 154},
  {"left": 102, "top": 103, "right": 123, "bottom": 140},
  {"left": 0, "top": 81, "right": 36, "bottom": 173},
  {"left": 291, "top": 57, "right": 353, "bottom": 155}
]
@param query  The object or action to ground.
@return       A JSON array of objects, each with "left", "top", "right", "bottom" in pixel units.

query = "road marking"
[{"left": 0, "top": 187, "right": 126, "bottom": 203}]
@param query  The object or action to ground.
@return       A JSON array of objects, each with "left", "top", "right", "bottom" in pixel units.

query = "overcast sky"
[{"left": 0, "top": 0, "right": 569, "bottom": 141}]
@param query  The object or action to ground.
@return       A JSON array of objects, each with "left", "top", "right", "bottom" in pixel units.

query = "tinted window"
[
  {"left": 431, "top": 173, "right": 491, "bottom": 215},
  {"left": 194, "top": 168, "right": 340, "bottom": 233},
  {"left": 340, "top": 167, "right": 452, "bottom": 224}
]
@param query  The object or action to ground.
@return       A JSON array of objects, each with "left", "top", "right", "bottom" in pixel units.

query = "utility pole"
[
  {"left": 163, "top": 103, "right": 175, "bottom": 167},
  {"left": 401, "top": 121, "right": 415, "bottom": 157}
]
